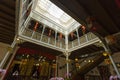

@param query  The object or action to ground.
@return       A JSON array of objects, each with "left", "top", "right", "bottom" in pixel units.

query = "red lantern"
[
  {"left": 70, "top": 32, "right": 74, "bottom": 39},
  {"left": 81, "top": 26, "right": 86, "bottom": 34},
  {"left": 34, "top": 22, "right": 39, "bottom": 31},
  {"left": 59, "top": 33, "right": 62, "bottom": 39},
  {"left": 48, "top": 29, "right": 52, "bottom": 36}
]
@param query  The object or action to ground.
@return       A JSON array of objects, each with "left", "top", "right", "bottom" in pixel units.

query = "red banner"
[{"left": 17, "top": 48, "right": 56, "bottom": 60}]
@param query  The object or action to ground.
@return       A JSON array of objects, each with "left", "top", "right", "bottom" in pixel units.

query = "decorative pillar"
[
  {"left": 65, "top": 35, "right": 68, "bottom": 51},
  {"left": 102, "top": 42, "right": 120, "bottom": 76},
  {"left": 63, "top": 51, "right": 71, "bottom": 79},
  {"left": 55, "top": 56, "right": 58, "bottom": 77},
  {"left": 64, "top": 34, "right": 71, "bottom": 78}
]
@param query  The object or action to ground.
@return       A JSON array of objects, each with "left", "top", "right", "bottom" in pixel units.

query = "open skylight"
[
  {"left": 48, "top": 3, "right": 64, "bottom": 19},
  {"left": 38, "top": 0, "right": 72, "bottom": 23},
  {"left": 35, "top": 0, "right": 80, "bottom": 33}
]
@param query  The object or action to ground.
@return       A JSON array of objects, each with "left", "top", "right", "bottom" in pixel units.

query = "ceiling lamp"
[
  {"left": 75, "top": 58, "right": 78, "bottom": 62},
  {"left": 103, "top": 52, "right": 108, "bottom": 57}
]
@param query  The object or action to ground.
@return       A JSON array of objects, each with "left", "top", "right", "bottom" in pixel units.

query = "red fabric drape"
[{"left": 17, "top": 48, "right": 56, "bottom": 60}]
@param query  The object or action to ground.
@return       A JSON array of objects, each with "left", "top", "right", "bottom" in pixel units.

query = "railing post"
[
  {"left": 76, "top": 29, "right": 80, "bottom": 45},
  {"left": 40, "top": 25, "right": 46, "bottom": 41},
  {"left": 55, "top": 31, "right": 57, "bottom": 46}
]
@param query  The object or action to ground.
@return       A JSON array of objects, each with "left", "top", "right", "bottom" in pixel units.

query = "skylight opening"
[
  {"left": 48, "top": 4, "right": 64, "bottom": 18},
  {"left": 38, "top": 0, "right": 72, "bottom": 23},
  {"left": 39, "top": 0, "right": 51, "bottom": 11},
  {"left": 60, "top": 13, "right": 71, "bottom": 23},
  {"left": 37, "top": 0, "right": 81, "bottom": 32}
]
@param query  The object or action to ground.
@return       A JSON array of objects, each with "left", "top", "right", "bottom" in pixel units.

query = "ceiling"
[
  {"left": 50, "top": 0, "right": 120, "bottom": 56},
  {"left": 50, "top": 0, "right": 120, "bottom": 36},
  {"left": 0, "top": 0, "right": 15, "bottom": 44},
  {"left": 0, "top": 0, "right": 120, "bottom": 75}
]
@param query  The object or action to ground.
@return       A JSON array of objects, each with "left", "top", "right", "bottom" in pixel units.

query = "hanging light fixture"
[
  {"left": 75, "top": 58, "right": 78, "bottom": 62},
  {"left": 103, "top": 52, "right": 108, "bottom": 57}
]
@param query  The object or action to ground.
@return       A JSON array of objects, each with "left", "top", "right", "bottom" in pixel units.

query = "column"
[
  {"left": 64, "top": 52, "right": 71, "bottom": 79},
  {"left": 65, "top": 35, "right": 68, "bottom": 50},
  {"left": 65, "top": 35, "right": 69, "bottom": 78},
  {"left": 55, "top": 56, "right": 58, "bottom": 77}
]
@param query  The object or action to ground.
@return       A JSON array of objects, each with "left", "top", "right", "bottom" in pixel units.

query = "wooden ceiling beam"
[
  {"left": 0, "top": 0, "right": 15, "bottom": 10},
  {"left": 0, "top": 31, "right": 14, "bottom": 37},
  {"left": 0, "top": 27, "right": 15, "bottom": 35},
  {"left": 0, "top": 4, "right": 15, "bottom": 17},
  {"left": 0, "top": 11, "right": 15, "bottom": 23},
  {"left": 0, "top": 34, "right": 14, "bottom": 40},
  {"left": 0, "top": 38, "right": 12, "bottom": 44},
  {"left": 0, "top": 23, "right": 15, "bottom": 31},
  {"left": 98, "top": 0, "right": 120, "bottom": 32},
  {"left": 0, "top": 18, "right": 15, "bottom": 27}
]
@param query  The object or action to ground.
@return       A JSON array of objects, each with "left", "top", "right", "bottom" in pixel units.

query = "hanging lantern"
[
  {"left": 81, "top": 26, "right": 86, "bottom": 34},
  {"left": 70, "top": 32, "right": 74, "bottom": 39},
  {"left": 75, "top": 58, "right": 78, "bottom": 62},
  {"left": 59, "top": 33, "right": 62, "bottom": 39},
  {"left": 103, "top": 52, "right": 108, "bottom": 57},
  {"left": 104, "top": 58, "right": 111, "bottom": 64},
  {"left": 75, "top": 63, "right": 80, "bottom": 67},
  {"left": 34, "top": 22, "right": 39, "bottom": 31},
  {"left": 105, "top": 35, "right": 116, "bottom": 44},
  {"left": 48, "top": 29, "right": 52, "bottom": 36}
]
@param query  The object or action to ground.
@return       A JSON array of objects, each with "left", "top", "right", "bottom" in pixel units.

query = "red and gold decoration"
[{"left": 17, "top": 47, "right": 56, "bottom": 60}]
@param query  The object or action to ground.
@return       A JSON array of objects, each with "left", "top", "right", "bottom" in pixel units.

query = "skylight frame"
[{"left": 32, "top": 0, "right": 81, "bottom": 35}]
